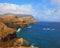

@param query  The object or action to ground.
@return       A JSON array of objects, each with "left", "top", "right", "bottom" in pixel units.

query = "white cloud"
[
  {"left": 0, "top": 2, "right": 60, "bottom": 22},
  {"left": 50, "top": 0, "right": 60, "bottom": 21},
  {"left": 0, "top": 3, "right": 35, "bottom": 15},
  {"left": 51, "top": 0, "right": 60, "bottom": 5},
  {"left": 35, "top": 0, "right": 60, "bottom": 22},
  {"left": 34, "top": 3, "right": 58, "bottom": 21},
  {"left": 39, "top": 8, "right": 60, "bottom": 21},
  {"left": 43, "top": 9, "right": 54, "bottom": 15}
]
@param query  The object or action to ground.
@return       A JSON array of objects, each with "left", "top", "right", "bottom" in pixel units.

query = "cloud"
[
  {"left": 0, "top": 2, "right": 60, "bottom": 22},
  {"left": 0, "top": 3, "right": 35, "bottom": 15},
  {"left": 43, "top": 9, "right": 54, "bottom": 15},
  {"left": 34, "top": 3, "right": 58, "bottom": 21},
  {"left": 35, "top": 0, "right": 60, "bottom": 22},
  {"left": 51, "top": 0, "right": 60, "bottom": 5},
  {"left": 50, "top": 0, "right": 60, "bottom": 21},
  {"left": 40, "top": 8, "right": 60, "bottom": 22}
]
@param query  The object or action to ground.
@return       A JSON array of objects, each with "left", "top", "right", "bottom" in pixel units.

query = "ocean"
[{"left": 17, "top": 22, "right": 60, "bottom": 48}]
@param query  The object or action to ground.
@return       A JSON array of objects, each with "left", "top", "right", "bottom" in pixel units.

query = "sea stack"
[{"left": 0, "top": 14, "right": 39, "bottom": 48}]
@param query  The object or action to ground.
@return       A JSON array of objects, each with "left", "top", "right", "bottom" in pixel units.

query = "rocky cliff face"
[
  {"left": 0, "top": 14, "right": 38, "bottom": 48},
  {"left": 0, "top": 14, "right": 36, "bottom": 28},
  {"left": 0, "top": 22, "right": 16, "bottom": 40},
  {"left": 0, "top": 14, "right": 36, "bottom": 39}
]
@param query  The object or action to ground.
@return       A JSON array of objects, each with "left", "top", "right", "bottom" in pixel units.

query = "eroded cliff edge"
[
  {"left": 0, "top": 14, "right": 38, "bottom": 48},
  {"left": 0, "top": 14, "right": 37, "bottom": 39}
]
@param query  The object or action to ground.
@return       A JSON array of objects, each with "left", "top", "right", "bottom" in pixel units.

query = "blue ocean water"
[{"left": 17, "top": 22, "right": 60, "bottom": 48}]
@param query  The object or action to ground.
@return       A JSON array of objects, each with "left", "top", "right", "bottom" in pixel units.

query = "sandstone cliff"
[
  {"left": 0, "top": 14, "right": 38, "bottom": 48},
  {"left": 0, "top": 22, "right": 16, "bottom": 40},
  {"left": 0, "top": 14, "right": 36, "bottom": 39},
  {"left": 0, "top": 14, "right": 36, "bottom": 28}
]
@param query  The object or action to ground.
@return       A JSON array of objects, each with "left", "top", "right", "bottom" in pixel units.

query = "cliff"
[
  {"left": 0, "top": 14, "right": 36, "bottom": 28},
  {"left": 0, "top": 22, "right": 16, "bottom": 40},
  {"left": 0, "top": 14, "right": 37, "bottom": 38},
  {"left": 0, "top": 14, "right": 38, "bottom": 48}
]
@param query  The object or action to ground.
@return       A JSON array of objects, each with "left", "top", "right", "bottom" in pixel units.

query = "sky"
[{"left": 0, "top": 0, "right": 60, "bottom": 22}]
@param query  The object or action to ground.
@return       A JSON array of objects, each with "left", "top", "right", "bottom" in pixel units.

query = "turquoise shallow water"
[{"left": 17, "top": 22, "right": 60, "bottom": 48}]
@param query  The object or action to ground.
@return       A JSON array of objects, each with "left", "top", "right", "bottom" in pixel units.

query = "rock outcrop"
[
  {"left": 0, "top": 14, "right": 38, "bottom": 48},
  {"left": 0, "top": 14, "right": 36, "bottom": 28},
  {"left": 0, "top": 22, "right": 16, "bottom": 40}
]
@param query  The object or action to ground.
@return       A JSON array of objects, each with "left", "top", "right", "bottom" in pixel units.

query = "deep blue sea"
[{"left": 17, "top": 22, "right": 60, "bottom": 48}]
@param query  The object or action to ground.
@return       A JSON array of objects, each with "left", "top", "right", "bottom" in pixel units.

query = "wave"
[
  {"left": 27, "top": 25, "right": 32, "bottom": 28},
  {"left": 16, "top": 28, "right": 21, "bottom": 32},
  {"left": 43, "top": 28, "right": 55, "bottom": 31}
]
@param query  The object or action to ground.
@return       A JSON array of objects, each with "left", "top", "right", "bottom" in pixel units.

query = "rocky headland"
[{"left": 0, "top": 14, "right": 38, "bottom": 48}]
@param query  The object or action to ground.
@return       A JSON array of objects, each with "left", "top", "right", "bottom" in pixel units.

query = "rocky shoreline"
[{"left": 0, "top": 14, "right": 39, "bottom": 48}]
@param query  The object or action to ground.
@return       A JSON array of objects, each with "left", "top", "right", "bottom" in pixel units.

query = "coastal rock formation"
[
  {"left": 0, "top": 14, "right": 36, "bottom": 28},
  {"left": 0, "top": 14, "right": 38, "bottom": 48},
  {"left": 0, "top": 14, "right": 36, "bottom": 38},
  {"left": 0, "top": 38, "right": 29, "bottom": 47},
  {"left": 0, "top": 22, "right": 16, "bottom": 40}
]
